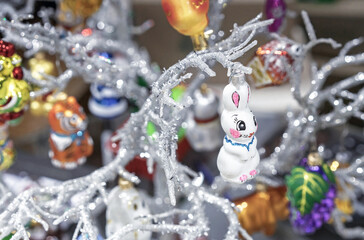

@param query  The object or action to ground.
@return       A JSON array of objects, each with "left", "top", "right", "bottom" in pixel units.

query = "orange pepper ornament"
[
  {"left": 234, "top": 185, "right": 289, "bottom": 236},
  {"left": 162, "top": 0, "right": 209, "bottom": 51},
  {"left": 48, "top": 96, "right": 93, "bottom": 169}
]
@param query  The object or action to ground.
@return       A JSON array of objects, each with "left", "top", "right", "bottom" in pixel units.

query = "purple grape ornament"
[{"left": 285, "top": 152, "right": 336, "bottom": 234}]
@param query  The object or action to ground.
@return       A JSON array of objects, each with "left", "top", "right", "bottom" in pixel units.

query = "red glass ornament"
[
  {"left": 0, "top": 41, "right": 15, "bottom": 57},
  {"left": 12, "top": 67, "right": 23, "bottom": 80},
  {"left": 248, "top": 40, "right": 294, "bottom": 88}
]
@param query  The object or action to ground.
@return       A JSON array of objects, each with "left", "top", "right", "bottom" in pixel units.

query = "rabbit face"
[{"left": 221, "top": 109, "right": 257, "bottom": 141}]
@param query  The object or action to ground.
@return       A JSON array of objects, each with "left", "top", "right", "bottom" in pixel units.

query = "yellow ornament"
[
  {"left": 162, "top": 0, "right": 209, "bottom": 51},
  {"left": 0, "top": 122, "right": 15, "bottom": 171},
  {"left": 234, "top": 186, "right": 289, "bottom": 236},
  {"left": 28, "top": 53, "right": 68, "bottom": 116},
  {"left": 327, "top": 160, "right": 353, "bottom": 223},
  {"left": 0, "top": 56, "right": 14, "bottom": 77},
  {"left": 28, "top": 53, "right": 56, "bottom": 81},
  {"left": 0, "top": 77, "right": 30, "bottom": 124},
  {"left": 57, "top": 0, "right": 102, "bottom": 28}
]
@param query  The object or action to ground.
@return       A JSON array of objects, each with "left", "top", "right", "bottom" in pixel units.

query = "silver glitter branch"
[
  {"left": 0, "top": 12, "right": 270, "bottom": 240},
  {"left": 2, "top": 1, "right": 363, "bottom": 239},
  {"left": 0, "top": 10, "right": 158, "bottom": 106},
  {"left": 212, "top": 12, "right": 364, "bottom": 238},
  {"left": 259, "top": 12, "right": 364, "bottom": 177}
]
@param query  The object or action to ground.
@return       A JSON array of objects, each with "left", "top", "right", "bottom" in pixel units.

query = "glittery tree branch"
[{"left": 0, "top": 3, "right": 274, "bottom": 238}]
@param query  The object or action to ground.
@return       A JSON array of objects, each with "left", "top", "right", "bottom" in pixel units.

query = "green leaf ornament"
[{"left": 286, "top": 167, "right": 329, "bottom": 215}]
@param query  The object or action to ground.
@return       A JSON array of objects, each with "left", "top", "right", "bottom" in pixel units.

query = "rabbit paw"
[
  {"left": 249, "top": 169, "right": 257, "bottom": 177},
  {"left": 239, "top": 174, "right": 248, "bottom": 182}
]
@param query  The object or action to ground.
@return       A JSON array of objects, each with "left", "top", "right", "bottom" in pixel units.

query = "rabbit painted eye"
[
  {"left": 253, "top": 116, "right": 257, "bottom": 126},
  {"left": 236, "top": 120, "right": 246, "bottom": 131}
]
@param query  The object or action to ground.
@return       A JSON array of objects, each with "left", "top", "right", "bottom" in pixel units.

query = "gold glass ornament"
[
  {"left": 28, "top": 53, "right": 68, "bottom": 116},
  {"left": 328, "top": 160, "right": 353, "bottom": 223},
  {"left": 28, "top": 53, "right": 56, "bottom": 81},
  {"left": 234, "top": 186, "right": 289, "bottom": 236},
  {"left": 57, "top": 0, "right": 102, "bottom": 28},
  {"left": 162, "top": 0, "right": 209, "bottom": 51}
]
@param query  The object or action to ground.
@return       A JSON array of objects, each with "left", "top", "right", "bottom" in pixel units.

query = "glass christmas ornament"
[
  {"left": 161, "top": 0, "right": 209, "bottom": 51},
  {"left": 88, "top": 52, "right": 128, "bottom": 119},
  {"left": 28, "top": 53, "right": 68, "bottom": 116},
  {"left": 106, "top": 178, "right": 151, "bottom": 240},
  {"left": 48, "top": 96, "right": 93, "bottom": 169},
  {"left": 265, "top": 0, "right": 287, "bottom": 33},
  {"left": 286, "top": 153, "right": 336, "bottom": 234},
  {"left": 234, "top": 186, "right": 289, "bottom": 235},
  {"left": 57, "top": 0, "right": 102, "bottom": 28},
  {"left": 0, "top": 41, "right": 30, "bottom": 125},
  {"left": 28, "top": 53, "right": 56, "bottom": 81},
  {"left": 217, "top": 74, "right": 259, "bottom": 183},
  {"left": 0, "top": 77, "right": 30, "bottom": 125},
  {"left": 186, "top": 84, "right": 223, "bottom": 152},
  {"left": 0, "top": 122, "right": 15, "bottom": 171},
  {"left": 248, "top": 39, "right": 294, "bottom": 88}
]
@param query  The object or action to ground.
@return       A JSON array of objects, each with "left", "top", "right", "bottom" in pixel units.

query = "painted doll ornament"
[
  {"left": 0, "top": 40, "right": 30, "bottom": 125},
  {"left": 88, "top": 52, "right": 128, "bottom": 119},
  {"left": 186, "top": 84, "right": 223, "bottom": 152},
  {"left": 106, "top": 178, "right": 151, "bottom": 240},
  {"left": 217, "top": 76, "right": 259, "bottom": 183},
  {"left": 48, "top": 96, "right": 93, "bottom": 169}
]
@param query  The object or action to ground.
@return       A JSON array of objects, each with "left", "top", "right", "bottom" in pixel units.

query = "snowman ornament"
[
  {"left": 106, "top": 178, "right": 151, "bottom": 240},
  {"left": 217, "top": 74, "right": 260, "bottom": 183}
]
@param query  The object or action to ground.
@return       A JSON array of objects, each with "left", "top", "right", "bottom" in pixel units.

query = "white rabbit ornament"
[{"left": 217, "top": 82, "right": 260, "bottom": 183}]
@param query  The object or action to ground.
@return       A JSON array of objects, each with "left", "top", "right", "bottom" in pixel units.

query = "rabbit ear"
[
  {"left": 232, "top": 91, "right": 240, "bottom": 108},
  {"left": 223, "top": 82, "right": 250, "bottom": 111}
]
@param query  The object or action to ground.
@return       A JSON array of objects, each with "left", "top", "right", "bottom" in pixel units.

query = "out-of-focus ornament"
[
  {"left": 0, "top": 122, "right": 15, "bottom": 171},
  {"left": 88, "top": 52, "right": 128, "bottom": 119},
  {"left": 106, "top": 85, "right": 190, "bottom": 179},
  {"left": 28, "top": 53, "right": 57, "bottom": 81},
  {"left": 234, "top": 185, "right": 289, "bottom": 236},
  {"left": 0, "top": 41, "right": 30, "bottom": 125},
  {"left": 2, "top": 232, "right": 15, "bottom": 240},
  {"left": 57, "top": 0, "right": 102, "bottom": 29},
  {"left": 217, "top": 75, "right": 259, "bottom": 183},
  {"left": 161, "top": 0, "right": 209, "bottom": 51},
  {"left": 106, "top": 178, "right": 151, "bottom": 239},
  {"left": 28, "top": 53, "right": 68, "bottom": 116},
  {"left": 186, "top": 84, "right": 223, "bottom": 152},
  {"left": 248, "top": 39, "right": 294, "bottom": 88},
  {"left": 286, "top": 152, "right": 336, "bottom": 234},
  {"left": 77, "top": 234, "right": 103, "bottom": 240},
  {"left": 265, "top": 0, "right": 286, "bottom": 33},
  {"left": 328, "top": 159, "right": 353, "bottom": 223},
  {"left": 48, "top": 96, "right": 93, "bottom": 169}
]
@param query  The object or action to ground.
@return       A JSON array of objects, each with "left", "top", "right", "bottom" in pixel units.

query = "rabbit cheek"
[{"left": 230, "top": 128, "right": 240, "bottom": 138}]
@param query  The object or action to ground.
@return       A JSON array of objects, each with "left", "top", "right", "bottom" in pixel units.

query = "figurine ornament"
[{"left": 217, "top": 73, "right": 260, "bottom": 183}]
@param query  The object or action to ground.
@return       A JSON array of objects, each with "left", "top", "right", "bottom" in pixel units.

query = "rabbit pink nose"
[{"left": 230, "top": 128, "right": 240, "bottom": 138}]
